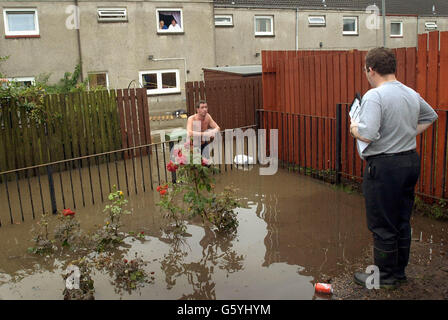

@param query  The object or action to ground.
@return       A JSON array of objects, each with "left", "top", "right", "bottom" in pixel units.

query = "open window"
[
  {"left": 215, "top": 14, "right": 233, "bottom": 27},
  {"left": 97, "top": 8, "right": 127, "bottom": 22},
  {"left": 390, "top": 21, "right": 403, "bottom": 37},
  {"left": 425, "top": 21, "right": 437, "bottom": 31},
  {"left": 139, "top": 70, "right": 180, "bottom": 95},
  {"left": 343, "top": 16, "right": 358, "bottom": 35},
  {"left": 88, "top": 72, "right": 109, "bottom": 90},
  {"left": 157, "top": 9, "right": 183, "bottom": 33},
  {"left": 308, "top": 16, "right": 326, "bottom": 27},
  {"left": 3, "top": 8, "right": 39, "bottom": 37},
  {"left": 254, "top": 15, "right": 274, "bottom": 36}
]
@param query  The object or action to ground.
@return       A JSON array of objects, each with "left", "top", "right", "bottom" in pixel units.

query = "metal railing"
[{"left": 0, "top": 126, "right": 257, "bottom": 227}]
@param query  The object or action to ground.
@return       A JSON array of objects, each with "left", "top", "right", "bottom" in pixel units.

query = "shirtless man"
[{"left": 186, "top": 100, "right": 220, "bottom": 154}]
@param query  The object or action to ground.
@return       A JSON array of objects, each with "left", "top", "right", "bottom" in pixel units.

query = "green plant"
[
  {"left": 103, "top": 186, "right": 131, "bottom": 236},
  {"left": 94, "top": 252, "right": 154, "bottom": 293},
  {"left": 157, "top": 141, "right": 240, "bottom": 234},
  {"left": 413, "top": 196, "right": 448, "bottom": 220},
  {"left": 28, "top": 212, "right": 55, "bottom": 255},
  {"left": 208, "top": 187, "right": 240, "bottom": 233},
  {"left": 53, "top": 208, "right": 82, "bottom": 249},
  {"left": 93, "top": 186, "right": 131, "bottom": 252},
  {"left": 112, "top": 254, "right": 153, "bottom": 292},
  {"left": 128, "top": 230, "right": 146, "bottom": 240},
  {"left": 0, "top": 63, "right": 85, "bottom": 124}
]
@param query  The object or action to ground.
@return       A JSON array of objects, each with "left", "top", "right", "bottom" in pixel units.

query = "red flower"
[
  {"left": 123, "top": 259, "right": 128, "bottom": 263},
  {"left": 140, "top": 231, "right": 145, "bottom": 235},
  {"left": 62, "top": 208, "right": 75, "bottom": 217},
  {"left": 157, "top": 184, "right": 169, "bottom": 192},
  {"left": 167, "top": 161, "right": 178, "bottom": 172},
  {"left": 160, "top": 189, "right": 167, "bottom": 196}
]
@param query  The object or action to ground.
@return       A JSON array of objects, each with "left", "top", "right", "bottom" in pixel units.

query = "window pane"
[
  {"left": 143, "top": 74, "right": 157, "bottom": 90},
  {"left": 309, "top": 16, "right": 325, "bottom": 24},
  {"left": 88, "top": 73, "right": 107, "bottom": 87},
  {"left": 7, "top": 12, "right": 36, "bottom": 32},
  {"left": 161, "top": 72, "right": 177, "bottom": 89},
  {"left": 256, "top": 18, "right": 271, "bottom": 32},
  {"left": 216, "top": 17, "right": 231, "bottom": 23},
  {"left": 343, "top": 19, "right": 356, "bottom": 32},
  {"left": 391, "top": 23, "right": 401, "bottom": 35},
  {"left": 158, "top": 11, "right": 182, "bottom": 29}
]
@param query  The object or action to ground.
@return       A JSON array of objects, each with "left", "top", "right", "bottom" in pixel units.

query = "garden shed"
[{"left": 202, "top": 65, "right": 261, "bottom": 81}]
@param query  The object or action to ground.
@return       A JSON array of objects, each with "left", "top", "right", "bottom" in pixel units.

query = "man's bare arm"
[{"left": 207, "top": 115, "right": 220, "bottom": 136}]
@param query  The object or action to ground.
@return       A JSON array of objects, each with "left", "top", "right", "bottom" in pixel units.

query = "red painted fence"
[{"left": 261, "top": 31, "right": 448, "bottom": 201}]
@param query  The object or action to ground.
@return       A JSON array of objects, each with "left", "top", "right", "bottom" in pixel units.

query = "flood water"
[{"left": 0, "top": 165, "right": 447, "bottom": 300}]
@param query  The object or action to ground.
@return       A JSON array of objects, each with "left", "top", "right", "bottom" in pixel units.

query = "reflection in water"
[
  {"left": 159, "top": 228, "right": 244, "bottom": 300},
  {"left": 0, "top": 166, "right": 447, "bottom": 299}
]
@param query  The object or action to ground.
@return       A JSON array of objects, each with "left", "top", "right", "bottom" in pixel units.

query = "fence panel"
[
  {"left": 260, "top": 35, "right": 448, "bottom": 201},
  {"left": 185, "top": 78, "right": 262, "bottom": 130}
]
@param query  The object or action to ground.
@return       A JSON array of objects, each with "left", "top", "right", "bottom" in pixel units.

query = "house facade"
[
  {"left": 0, "top": 0, "right": 216, "bottom": 113},
  {"left": 1, "top": 0, "right": 448, "bottom": 114},
  {"left": 214, "top": 0, "right": 448, "bottom": 66}
]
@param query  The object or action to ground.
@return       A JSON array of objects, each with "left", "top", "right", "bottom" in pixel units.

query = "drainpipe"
[
  {"left": 212, "top": 4, "right": 217, "bottom": 68},
  {"left": 295, "top": 8, "right": 299, "bottom": 50},
  {"left": 416, "top": 15, "right": 419, "bottom": 46},
  {"left": 75, "top": 0, "right": 84, "bottom": 81}
]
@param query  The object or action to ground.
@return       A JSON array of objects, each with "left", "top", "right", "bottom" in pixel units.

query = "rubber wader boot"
[
  {"left": 394, "top": 238, "right": 411, "bottom": 283},
  {"left": 354, "top": 246, "right": 399, "bottom": 289}
]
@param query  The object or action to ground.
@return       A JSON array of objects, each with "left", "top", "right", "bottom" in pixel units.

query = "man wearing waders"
[{"left": 350, "top": 47, "right": 438, "bottom": 289}]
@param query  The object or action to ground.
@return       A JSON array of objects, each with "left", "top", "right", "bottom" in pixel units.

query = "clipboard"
[
  {"left": 348, "top": 92, "right": 370, "bottom": 156},
  {"left": 349, "top": 92, "right": 362, "bottom": 122}
]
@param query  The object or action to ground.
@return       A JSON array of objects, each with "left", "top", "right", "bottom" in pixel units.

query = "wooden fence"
[
  {"left": 185, "top": 78, "right": 262, "bottom": 130},
  {"left": 261, "top": 31, "right": 448, "bottom": 201},
  {"left": 0, "top": 88, "right": 150, "bottom": 174},
  {"left": 116, "top": 88, "right": 152, "bottom": 158}
]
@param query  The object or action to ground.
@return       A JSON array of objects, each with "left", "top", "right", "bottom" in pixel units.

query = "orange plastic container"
[{"left": 314, "top": 283, "right": 333, "bottom": 294}]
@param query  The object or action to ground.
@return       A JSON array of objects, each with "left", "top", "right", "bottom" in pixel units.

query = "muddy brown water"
[{"left": 0, "top": 165, "right": 447, "bottom": 299}]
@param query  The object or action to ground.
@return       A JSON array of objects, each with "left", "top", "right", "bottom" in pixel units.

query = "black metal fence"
[
  {"left": 335, "top": 103, "right": 448, "bottom": 202},
  {"left": 0, "top": 126, "right": 257, "bottom": 227}
]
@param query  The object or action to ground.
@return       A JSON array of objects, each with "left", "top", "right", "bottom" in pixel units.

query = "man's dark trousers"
[{"left": 362, "top": 151, "right": 420, "bottom": 280}]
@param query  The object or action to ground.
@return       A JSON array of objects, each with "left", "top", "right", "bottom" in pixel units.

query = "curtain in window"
[{"left": 165, "top": 11, "right": 181, "bottom": 28}]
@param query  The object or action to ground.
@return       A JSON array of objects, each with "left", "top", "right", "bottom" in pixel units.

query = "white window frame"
[
  {"left": 390, "top": 21, "right": 403, "bottom": 37},
  {"left": 425, "top": 21, "right": 437, "bottom": 31},
  {"left": 87, "top": 72, "right": 109, "bottom": 90},
  {"left": 139, "top": 69, "right": 180, "bottom": 95},
  {"left": 308, "top": 15, "right": 326, "bottom": 27},
  {"left": 156, "top": 8, "right": 184, "bottom": 33},
  {"left": 97, "top": 8, "right": 127, "bottom": 22},
  {"left": 6, "top": 76, "right": 35, "bottom": 86},
  {"left": 3, "top": 8, "right": 39, "bottom": 36},
  {"left": 254, "top": 15, "right": 274, "bottom": 36},
  {"left": 214, "top": 14, "right": 233, "bottom": 27},
  {"left": 343, "top": 16, "right": 358, "bottom": 35}
]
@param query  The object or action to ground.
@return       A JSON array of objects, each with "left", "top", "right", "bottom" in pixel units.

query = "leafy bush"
[{"left": 157, "top": 141, "right": 240, "bottom": 234}]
